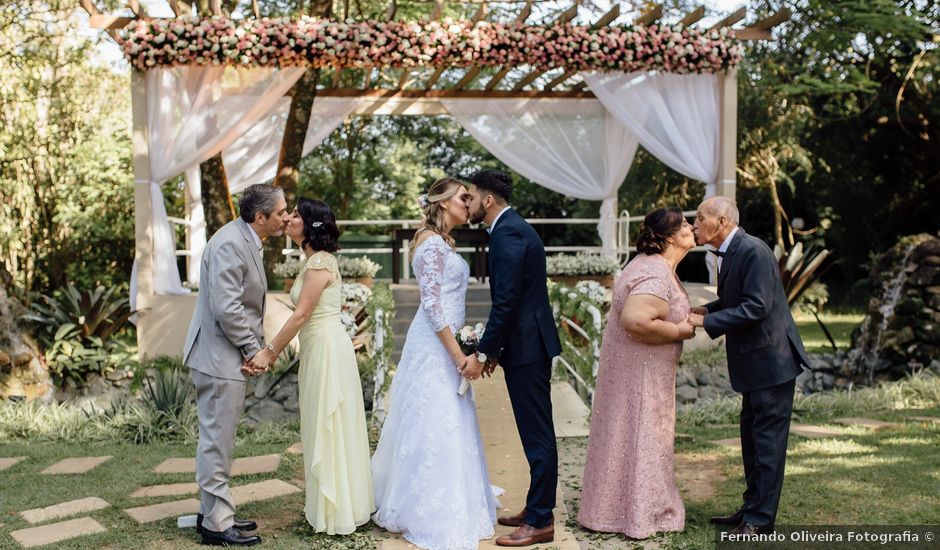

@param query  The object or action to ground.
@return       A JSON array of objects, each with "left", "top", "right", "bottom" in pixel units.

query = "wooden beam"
[
  {"left": 384, "top": 0, "right": 398, "bottom": 21},
  {"left": 430, "top": 0, "right": 444, "bottom": 20},
  {"left": 543, "top": 3, "right": 621, "bottom": 91},
  {"left": 678, "top": 5, "right": 705, "bottom": 26},
  {"left": 455, "top": 0, "right": 532, "bottom": 91},
  {"left": 127, "top": 0, "right": 150, "bottom": 20},
  {"left": 734, "top": 27, "right": 772, "bottom": 40},
  {"left": 316, "top": 87, "right": 596, "bottom": 99},
  {"left": 424, "top": 3, "right": 486, "bottom": 90},
  {"left": 708, "top": 7, "right": 746, "bottom": 32},
  {"left": 252, "top": 0, "right": 260, "bottom": 18},
  {"left": 634, "top": 4, "right": 663, "bottom": 26},
  {"left": 209, "top": 0, "right": 223, "bottom": 17},
  {"left": 166, "top": 0, "right": 181, "bottom": 16},
  {"left": 506, "top": 3, "right": 577, "bottom": 92},
  {"left": 89, "top": 14, "right": 135, "bottom": 29}
]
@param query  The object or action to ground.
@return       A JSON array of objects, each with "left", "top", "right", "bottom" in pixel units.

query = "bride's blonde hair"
[{"left": 409, "top": 177, "right": 467, "bottom": 261}]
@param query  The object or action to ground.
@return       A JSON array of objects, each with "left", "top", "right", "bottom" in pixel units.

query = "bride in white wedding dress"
[{"left": 372, "top": 177, "right": 500, "bottom": 550}]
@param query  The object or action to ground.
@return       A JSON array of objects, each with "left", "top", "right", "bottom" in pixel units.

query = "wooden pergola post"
[
  {"left": 131, "top": 69, "right": 154, "bottom": 307},
  {"left": 716, "top": 68, "right": 738, "bottom": 200}
]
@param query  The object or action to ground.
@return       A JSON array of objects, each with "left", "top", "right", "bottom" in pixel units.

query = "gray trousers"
[{"left": 191, "top": 369, "right": 246, "bottom": 532}]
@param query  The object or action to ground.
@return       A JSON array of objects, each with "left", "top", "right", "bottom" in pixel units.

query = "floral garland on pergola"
[{"left": 121, "top": 17, "right": 740, "bottom": 74}]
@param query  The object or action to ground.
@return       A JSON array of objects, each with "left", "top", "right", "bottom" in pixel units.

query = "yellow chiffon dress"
[{"left": 291, "top": 251, "right": 374, "bottom": 534}]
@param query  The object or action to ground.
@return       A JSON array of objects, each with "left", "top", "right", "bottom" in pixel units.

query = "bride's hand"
[{"left": 454, "top": 353, "right": 470, "bottom": 374}]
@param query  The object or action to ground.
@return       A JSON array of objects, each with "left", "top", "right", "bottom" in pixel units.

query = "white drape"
[
  {"left": 140, "top": 66, "right": 304, "bottom": 295},
  {"left": 442, "top": 98, "right": 638, "bottom": 253},
  {"left": 583, "top": 72, "right": 720, "bottom": 193},
  {"left": 224, "top": 97, "right": 362, "bottom": 194}
]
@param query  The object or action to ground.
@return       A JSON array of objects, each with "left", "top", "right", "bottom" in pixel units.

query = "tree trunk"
[{"left": 200, "top": 152, "right": 234, "bottom": 237}]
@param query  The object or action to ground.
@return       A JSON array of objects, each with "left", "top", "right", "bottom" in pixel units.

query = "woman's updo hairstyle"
[
  {"left": 635, "top": 207, "right": 685, "bottom": 255},
  {"left": 409, "top": 177, "right": 466, "bottom": 261},
  {"left": 297, "top": 197, "right": 341, "bottom": 253}
]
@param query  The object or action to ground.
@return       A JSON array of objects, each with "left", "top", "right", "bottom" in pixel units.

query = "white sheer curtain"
[
  {"left": 583, "top": 71, "right": 720, "bottom": 194},
  {"left": 442, "top": 98, "right": 638, "bottom": 253},
  {"left": 224, "top": 97, "right": 361, "bottom": 194},
  {"left": 140, "top": 66, "right": 304, "bottom": 295}
]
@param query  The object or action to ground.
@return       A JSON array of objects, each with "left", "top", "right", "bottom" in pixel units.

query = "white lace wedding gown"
[{"left": 372, "top": 235, "right": 500, "bottom": 550}]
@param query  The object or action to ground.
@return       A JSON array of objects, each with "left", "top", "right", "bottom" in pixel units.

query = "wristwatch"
[
  {"left": 476, "top": 351, "right": 488, "bottom": 363},
  {"left": 265, "top": 343, "right": 276, "bottom": 353}
]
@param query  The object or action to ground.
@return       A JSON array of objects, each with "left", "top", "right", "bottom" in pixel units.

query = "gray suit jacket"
[{"left": 183, "top": 218, "right": 267, "bottom": 381}]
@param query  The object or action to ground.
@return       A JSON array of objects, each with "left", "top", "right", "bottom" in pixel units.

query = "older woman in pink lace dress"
[{"left": 577, "top": 207, "right": 697, "bottom": 539}]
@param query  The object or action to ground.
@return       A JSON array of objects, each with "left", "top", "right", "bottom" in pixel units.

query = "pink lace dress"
[{"left": 577, "top": 253, "right": 689, "bottom": 539}]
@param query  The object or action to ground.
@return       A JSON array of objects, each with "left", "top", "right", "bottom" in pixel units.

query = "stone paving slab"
[
  {"left": 0, "top": 456, "right": 27, "bottom": 472},
  {"left": 153, "top": 453, "right": 281, "bottom": 476},
  {"left": 124, "top": 498, "right": 201, "bottom": 524},
  {"left": 129, "top": 482, "right": 199, "bottom": 499},
  {"left": 713, "top": 437, "right": 742, "bottom": 449},
  {"left": 833, "top": 417, "right": 902, "bottom": 429},
  {"left": 231, "top": 479, "right": 301, "bottom": 505},
  {"left": 790, "top": 423, "right": 843, "bottom": 439},
  {"left": 40, "top": 456, "right": 112, "bottom": 475},
  {"left": 20, "top": 497, "right": 110, "bottom": 525},
  {"left": 910, "top": 416, "right": 940, "bottom": 423},
  {"left": 551, "top": 381, "right": 590, "bottom": 438},
  {"left": 10, "top": 517, "right": 106, "bottom": 548},
  {"left": 286, "top": 442, "right": 303, "bottom": 454}
]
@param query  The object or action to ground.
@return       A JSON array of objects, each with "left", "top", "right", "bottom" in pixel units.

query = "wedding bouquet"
[{"left": 455, "top": 322, "right": 485, "bottom": 397}]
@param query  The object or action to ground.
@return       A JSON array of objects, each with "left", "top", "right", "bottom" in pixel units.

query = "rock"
[
  {"left": 246, "top": 400, "right": 296, "bottom": 424},
  {"left": 697, "top": 385, "right": 725, "bottom": 399},
  {"left": 106, "top": 369, "right": 128, "bottom": 382},
  {"left": 924, "top": 255, "right": 940, "bottom": 267},
  {"left": 676, "top": 371, "right": 698, "bottom": 388},
  {"left": 14, "top": 352, "right": 32, "bottom": 366},
  {"left": 252, "top": 376, "right": 273, "bottom": 399},
  {"left": 675, "top": 385, "right": 699, "bottom": 403},
  {"left": 0, "top": 350, "right": 9, "bottom": 364},
  {"left": 896, "top": 326, "right": 916, "bottom": 345},
  {"left": 283, "top": 395, "right": 299, "bottom": 413}
]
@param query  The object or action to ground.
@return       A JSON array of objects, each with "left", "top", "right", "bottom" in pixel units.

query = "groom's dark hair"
[{"left": 468, "top": 169, "right": 512, "bottom": 203}]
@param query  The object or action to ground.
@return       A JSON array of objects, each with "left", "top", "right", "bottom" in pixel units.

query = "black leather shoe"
[
  {"left": 710, "top": 510, "right": 743, "bottom": 525},
  {"left": 730, "top": 522, "right": 774, "bottom": 535},
  {"left": 197, "top": 514, "right": 258, "bottom": 533},
  {"left": 200, "top": 526, "right": 261, "bottom": 546}
]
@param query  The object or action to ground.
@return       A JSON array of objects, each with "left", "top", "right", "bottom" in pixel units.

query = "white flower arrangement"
[
  {"left": 338, "top": 255, "right": 382, "bottom": 278},
  {"left": 341, "top": 282, "right": 373, "bottom": 306},
  {"left": 546, "top": 253, "right": 620, "bottom": 276},
  {"left": 273, "top": 254, "right": 305, "bottom": 278},
  {"left": 574, "top": 280, "right": 610, "bottom": 304},
  {"left": 456, "top": 322, "right": 486, "bottom": 355},
  {"left": 339, "top": 309, "right": 358, "bottom": 338}
]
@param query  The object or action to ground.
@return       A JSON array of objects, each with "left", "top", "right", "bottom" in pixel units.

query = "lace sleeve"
[
  {"left": 302, "top": 251, "right": 340, "bottom": 283},
  {"left": 413, "top": 238, "right": 449, "bottom": 332}
]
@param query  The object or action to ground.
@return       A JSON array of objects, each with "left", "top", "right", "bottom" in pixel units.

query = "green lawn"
[{"left": 794, "top": 311, "right": 865, "bottom": 353}]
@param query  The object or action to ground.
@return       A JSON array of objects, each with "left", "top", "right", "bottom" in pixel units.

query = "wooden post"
[
  {"left": 716, "top": 69, "right": 738, "bottom": 199},
  {"left": 131, "top": 70, "right": 154, "bottom": 307}
]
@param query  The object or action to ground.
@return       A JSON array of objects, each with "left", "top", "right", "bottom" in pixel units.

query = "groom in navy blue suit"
[{"left": 462, "top": 169, "right": 561, "bottom": 547}]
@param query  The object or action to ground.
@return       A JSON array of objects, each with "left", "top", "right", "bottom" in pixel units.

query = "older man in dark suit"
[{"left": 688, "top": 196, "right": 810, "bottom": 535}]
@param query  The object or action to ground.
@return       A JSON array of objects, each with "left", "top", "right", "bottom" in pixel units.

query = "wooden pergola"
[{"left": 79, "top": 1, "right": 789, "bottom": 358}]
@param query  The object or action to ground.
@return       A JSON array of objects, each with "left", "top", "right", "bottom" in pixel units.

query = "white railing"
[{"left": 170, "top": 210, "right": 716, "bottom": 283}]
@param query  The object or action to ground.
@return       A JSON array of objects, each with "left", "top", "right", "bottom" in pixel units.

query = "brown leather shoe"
[
  {"left": 497, "top": 509, "right": 527, "bottom": 527},
  {"left": 495, "top": 523, "right": 554, "bottom": 547}
]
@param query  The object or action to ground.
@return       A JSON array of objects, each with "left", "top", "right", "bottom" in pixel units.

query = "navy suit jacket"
[
  {"left": 704, "top": 228, "right": 811, "bottom": 392},
  {"left": 477, "top": 209, "right": 562, "bottom": 367}
]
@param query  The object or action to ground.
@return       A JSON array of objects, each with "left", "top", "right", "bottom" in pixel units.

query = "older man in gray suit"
[{"left": 183, "top": 184, "right": 289, "bottom": 547}]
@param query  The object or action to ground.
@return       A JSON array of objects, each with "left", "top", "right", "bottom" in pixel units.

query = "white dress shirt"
[
  {"left": 717, "top": 226, "right": 739, "bottom": 273},
  {"left": 486, "top": 206, "right": 511, "bottom": 234}
]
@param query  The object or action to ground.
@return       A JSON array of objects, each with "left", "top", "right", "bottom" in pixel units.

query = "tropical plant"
[
  {"left": 775, "top": 241, "right": 835, "bottom": 349},
  {"left": 24, "top": 284, "right": 133, "bottom": 346},
  {"left": 23, "top": 284, "right": 134, "bottom": 387}
]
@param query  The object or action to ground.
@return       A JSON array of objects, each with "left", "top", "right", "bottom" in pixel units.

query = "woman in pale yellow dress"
[{"left": 251, "top": 197, "right": 374, "bottom": 534}]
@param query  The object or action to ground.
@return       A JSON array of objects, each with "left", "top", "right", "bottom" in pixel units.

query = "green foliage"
[
  {"left": 0, "top": 2, "right": 134, "bottom": 294},
  {"left": 548, "top": 280, "right": 608, "bottom": 392},
  {"left": 23, "top": 284, "right": 135, "bottom": 388},
  {"left": 364, "top": 282, "right": 395, "bottom": 398}
]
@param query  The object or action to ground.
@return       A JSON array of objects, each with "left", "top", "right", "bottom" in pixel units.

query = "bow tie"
[{"left": 709, "top": 249, "right": 725, "bottom": 257}]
